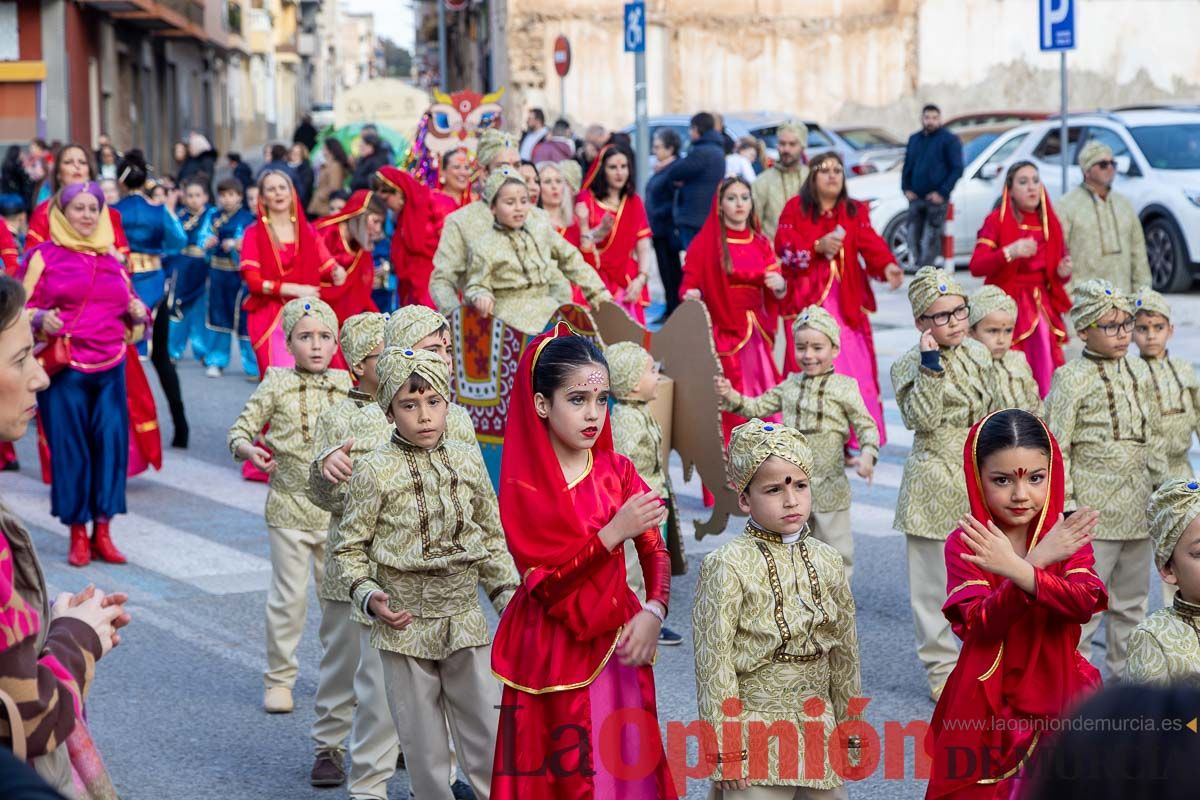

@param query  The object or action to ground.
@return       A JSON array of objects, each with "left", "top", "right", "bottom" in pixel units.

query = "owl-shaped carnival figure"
[{"left": 406, "top": 87, "right": 505, "bottom": 189}]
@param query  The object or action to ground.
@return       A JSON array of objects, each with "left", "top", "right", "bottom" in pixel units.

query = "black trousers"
[
  {"left": 653, "top": 234, "right": 684, "bottom": 316},
  {"left": 150, "top": 299, "right": 189, "bottom": 447}
]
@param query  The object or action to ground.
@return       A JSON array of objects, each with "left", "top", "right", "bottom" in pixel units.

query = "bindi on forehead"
[{"left": 568, "top": 370, "right": 608, "bottom": 393}]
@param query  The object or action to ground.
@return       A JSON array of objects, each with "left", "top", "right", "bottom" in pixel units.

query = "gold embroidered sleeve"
[
  {"left": 430, "top": 215, "right": 468, "bottom": 316},
  {"left": 307, "top": 403, "right": 353, "bottom": 515},
  {"left": 724, "top": 383, "right": 784, "bottom": 420},
  {"left": 1125, "top": 625, "right": 1170, "bottom": 685},
  {"left": 467, "top": 448, "right": 519, "bottom": 613},
  {"left": 825, "top": 552, "right": 862, "bottom": 724},
  {"left": 228, "top": 371, "right": 277, "bottom": 458},
  {"left": 1138, "top": 362, "right": 1169, "bottom": 486},
  {"left": 337, "top": 456, "right": 386, "bottom": 609},
  {"left": 1045, "top": 367, "right": 1082, "bottom": 505},
  {"left": 692, "top": 552, "right": 745, "bottom": 770},
  {"left": 1183, "top": 361, "right": 1200, "bottom": 443},
  {"left": 839, "top": 379, "right": 880, "bottom": 464},
  {"left": 464, "top": 246, "right": 496, "bottom": 304},
  {"left": 892, "top": 349, "right": 946, "bottom": 432}
]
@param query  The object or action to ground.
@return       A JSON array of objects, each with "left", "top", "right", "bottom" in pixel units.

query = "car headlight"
[{"left": 1185, "top": 189, "right": 1200, "bottom": 209}]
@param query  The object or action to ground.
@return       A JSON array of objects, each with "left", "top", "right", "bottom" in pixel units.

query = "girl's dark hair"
[
  {"left": 324, "top": 137, "right": 353, "bottom": 172},
  {"left": 118, "top": 149, "right": 149, "bottom": 190},
  {"left": 532, "top": 335, "right": 608, "bottom": 399},
  {"left": 1005, "top": 160, "right": 1040, "bottom": 192},
  {"left": 798, "top": 151, "right": 856, "bottom": 222},
  {"left": 0, "top": 274, "right": 27, "bottom": 332},
  {"left": 975, "top": 408, "right": 1051, "bottom": 466},
  {"left": 51, "top": 143, "right": 97, "bottom": 192},
  {"left": 182, "top": 175, "right": 210, "bottom": 195},
  {"left": 590, "top": 143, "right": 636, "bottom": 201},
  {"left": 441, "top": 147, "right": 469, "bottom": 171}
]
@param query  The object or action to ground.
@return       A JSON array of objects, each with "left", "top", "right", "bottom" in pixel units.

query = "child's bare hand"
[
  {"left": 368, "top": 593, "right": 413, "bottom": 630},
  {"left": 243, "top": 445, "right": 275, "bottom": 473},
  {"left": 713, "top": 375, "right": 733, "bottom": 399},
  {"left": 1027, "top": 509, "right": 1098, "bottom": 569},
  {"left": 616, "top": 610, "right": 659, "bottom": 666},
  {"left": 919, "top": 329, "right": 938, "bottom": 353},
  {"left": 854, "top": 455, "right": 875, "bottom": 484},
  {"left": 604, "top": 492, "right": 667, "bottom": 546},
  {"left": 958, "top": 514, "right": 1021, "bottom": 577},
  {"left": 472, "top": 295, "right": 495, "bottom": 318},
  {"left": 322, "top": 439, "right": 354, "bottom": 483},
  {"left": 714, "top": 778, "right": 751, "bottom": 792}
]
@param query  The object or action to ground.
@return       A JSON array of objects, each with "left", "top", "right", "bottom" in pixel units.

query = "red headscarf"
[
  {"left": 926, "top": 411, "right": 1107, "bottom": 798},
  {"left": 246, "top": 171, "right": 331, "bottom": 288},
  {"left": 315, "top": 189, "right": 379, "bottom": 321},
  {"left": 315, "top": 188, "right": 373, "bottom": 235},
  {"left": 377, "top": 166, "right": 442, "bottom": 259}
]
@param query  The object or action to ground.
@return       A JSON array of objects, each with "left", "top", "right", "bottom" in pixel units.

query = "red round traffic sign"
[
  {"left": 446, "top": 0, "right": 467, "bottom": 10},
  {"left": 553, "top": 35, "right": 571, "bottom": 78}
]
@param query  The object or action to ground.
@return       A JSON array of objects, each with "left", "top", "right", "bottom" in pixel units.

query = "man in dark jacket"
[
  {"left": 293, "top": 114, "right": 318, "bottom": 152},
  {"left": 349, "top": 133, "right": 391, "bottom": 191},
  {"left": 901, "top": 104, "right": 964, "bottom": 268},
  {"left": 657, "top": 112, "right": 726, "bottom": 250}
]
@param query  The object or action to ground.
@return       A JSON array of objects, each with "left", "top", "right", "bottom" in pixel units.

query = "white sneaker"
[{"left": 205, "top": 365, "right": 222, "bottom": 378}]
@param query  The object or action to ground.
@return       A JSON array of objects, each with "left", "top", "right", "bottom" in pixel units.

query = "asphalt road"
[{"left": 5, "top": 272, "right": 1195, "bottom": 799}]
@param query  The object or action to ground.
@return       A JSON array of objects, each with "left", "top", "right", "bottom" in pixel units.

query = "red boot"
[
  {"left": 91, "top": 519, "right": 127, "bottom": 564},
  {"left": 68, "top": 524, "right": 91, "bottom": 567}
]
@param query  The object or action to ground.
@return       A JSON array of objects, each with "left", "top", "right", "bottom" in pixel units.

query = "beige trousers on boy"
[
  {"left": 1078, "top": 538, "right": 1152, "bottom": 678},
  {"left": 379, "top": 645, "right": 500, "bottom": 800},
  {"left": 311, "top": 601, "right": 400, "bottom": 799},
  {"left": 709, "top": 784, "right": 849, "bottom": 800},
  {"left": 265, "top": 525, "right": 326, "bottom": 688},
  {"left": 906, "top": 535, "right": 959, "bottom": 694},
  {"left": 810, "top": 509, "right": 853, "bottom": 582}
]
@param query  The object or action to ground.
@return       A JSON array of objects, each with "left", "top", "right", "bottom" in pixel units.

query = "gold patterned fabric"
[
  {"left": 281, "top": 296, "right": 339, "bottom": 338},
  {"left": 1059, "top": 186, "right": 1150, "bottom": 294},
  {"left": 907, "top": 265, "right": 966, "bottom": 317},
  {"left": 606, "top": 342, "right": 652, "bottom": 399},
  {"left": 1133, "top": 286, "right": 1171, "bottom": 319},
  {"left": 752, "top": 164, "right": 809, "bottom": 242},
  {"left": 558, "top": 160, "right": 582, "bottom": 193},
  {"left": 1142, "top": 355, "right": 1200, "bottom": 478},
  {"left": 791, "top": 305, "right": 840, "bottom": 349},
  {"left": 1147, "top": 479, "right": 1200, "bottom": 570},
  {"left": 429, "top": 202, "right": 603, "bottom": 317},
  {"left": 475, "top": 128, "right": 517, "bottom": 169},
  {"left": 992, "top": 350, "right": 1043, "bottom": 415},
  {"left": 611, "top": 401, "right": 670, "bottom": 498},
  {"left": 967, "top": 284, "right": 1018, "bottom": 327},
  {"left": 308, "top": 389, "right": 394, "bottom": 607},
  {"left": 1045, "top": 352, "right": 1168, "bottom": 540},
  {"left": 464, "top": 220, "right": 609, "bottom": 335},
  {"left": 1069, "top": 279, "right": 1134, "bottom": 332},
  {"left": 1125, "top": 596, "right": 1200, "bottom": 686},
  {"left": 692, "top": 522, "right": 860, "bottom": 787},
  {"left": 228, "top": 366, "right": 353, "bottom": 530},
  {"left": 339, "top": 312, "right": 386, "bottom": 367},
  {"left": 890, "top": 338, "right": 996, "bottom": 539},
  {"left": 334, "top": 434, "right": 520, "bottom": 659},
  {"left": 723, "top": 371, "right": 880, "bottom": 513},
  {"left": 482, "top": 167, "right": 524, "bottom": 205},
  {"left": 1077, "top": 141, "right": 1112, "bottom": 171},
  {"left": 728, "top": 419, "right": 815, "bottom": 493},
  {"left": 376, "top": 347, "right": 451, "bottom": 411},
  {"left": 383, "top": 305, "right": 448, "bottom": 350}
]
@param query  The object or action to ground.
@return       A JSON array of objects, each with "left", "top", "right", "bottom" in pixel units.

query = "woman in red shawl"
[
  {"left": 681, "top": 176, "right": 785, "bottom": 443},
  {"left": 926, "top": 409, "right": 1107, "bottom": 798},
  {"left": 374, "top": 166, "right": 445, "bottom": 309},
  {"left": 314, "top": 189, "right": 386, "bottom": 321},
  {"left": 575, "top": 144, "right": 653, "bottom": 323},
  {"left": 968, "top": 161, "right": 1072, "bottom": 397},
  {"left": 774, "top": 151, "right": 903, "bottom": 445},
  {"left": 25, "top": 144, "right": 130, "bottom": 261},
  {"left": 239, "top": 170, "right": 339, "bottom": 370},
  {"left": 491, "top": 326, "right": 675, "bottom": 800}
]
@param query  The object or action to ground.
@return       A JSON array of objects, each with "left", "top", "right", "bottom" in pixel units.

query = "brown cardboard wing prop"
[
  {"left": 651, "top": 299, "right": 742, "bottom": 540},
  {"left": 448, "top": 303, "right": 600, "bottom": 488}
]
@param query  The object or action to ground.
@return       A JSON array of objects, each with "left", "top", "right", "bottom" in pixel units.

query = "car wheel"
[
  {"left": 883, "top": 214, "right": 915, "bottom": 273},
  {"left": 1144, "top": 216, "right": 1191, "bottom": 293}
]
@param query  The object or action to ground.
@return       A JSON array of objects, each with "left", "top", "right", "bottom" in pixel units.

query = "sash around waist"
[{"left": 128, "top": 252, "right": 162, "bottom": 273}]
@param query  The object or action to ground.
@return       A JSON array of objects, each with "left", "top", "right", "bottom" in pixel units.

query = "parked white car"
[{"left": 848, "top": 109, "right": 1200, "bottom": 291}]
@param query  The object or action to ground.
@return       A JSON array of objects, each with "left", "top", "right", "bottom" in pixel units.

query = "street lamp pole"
[{"left": 437, "top": 0, "right": 448, "bottom": 92}]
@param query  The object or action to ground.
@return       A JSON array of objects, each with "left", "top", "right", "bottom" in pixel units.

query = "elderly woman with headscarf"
[
  {"left": 18, "top": 182, "right": 152, "bottom": 566},
  {"left": 178, "top": 132, "right": 217, "bottom": 197}
]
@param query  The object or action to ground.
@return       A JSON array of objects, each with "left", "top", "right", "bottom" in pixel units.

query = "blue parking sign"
[
  {"left": 1039, "top": 0, "right": 1075, "bottom": 51},
  {"left": 624, "top": 2, "right": 646, "bottom": 53}
]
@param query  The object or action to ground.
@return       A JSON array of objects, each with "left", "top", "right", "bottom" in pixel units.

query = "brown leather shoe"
[{"left": 310, "top": 748, "right": 346, "bottom": 787}]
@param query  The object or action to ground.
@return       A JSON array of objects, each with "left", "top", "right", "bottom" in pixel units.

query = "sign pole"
[
  {"left": 560, "top": 74, "right": 566, "bottom": 120},
  {"left": 635, "top": 51, "right": 648, "bottom": 197},
  {"left": 1060, "top": 51, "right": 1068, "bottom": 193},
  {"left": 437, "top": 0, "right": 448, "bottom": 92}
]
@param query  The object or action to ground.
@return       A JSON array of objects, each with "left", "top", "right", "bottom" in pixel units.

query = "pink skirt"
[
  {"left": 823, "top": 288, "right": 887, "bottom": 447},
  {"left": 721, "top": 328, "right": 782, "bottom": 444},
  {"left": 613, "top": 287, "right": 646, "bottom": 325},
  {"left": 1019, "top": 309, "right": 1058, "bottom": 398},
  {"left": 588, "top": 658, "right": 662, "bottom": 800}
]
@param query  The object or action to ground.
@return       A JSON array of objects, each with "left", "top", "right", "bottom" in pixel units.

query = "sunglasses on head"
[{"left": 1092, "top": 160, "right": 1117, "bottom": 170}]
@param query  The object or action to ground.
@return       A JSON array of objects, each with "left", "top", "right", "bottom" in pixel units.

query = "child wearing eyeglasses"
[
  {"left": 1046, "top": 279, "right": 1167, "bottom": 679},
  {"left": 891, "top": 266, "right": 997, "bottom": 701}
]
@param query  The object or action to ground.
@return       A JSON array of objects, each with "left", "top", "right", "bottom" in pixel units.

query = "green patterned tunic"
[
  {"left": 752, "top": 165, "right": 809, "bottom": 242},
  {"left": 993, "top": 350, "right": 1043, "bottom": 415},
  {"left": 610, "top": 401, "right": 670, "bottom": 498},
  {"left": 722, "top": 370, "right": 880, "bottom": 513},
  {"left": 1057, "top": 185, "right": 1150, "bottom": 294},
  {"left": 1045, "top": 352, "right": 1168, "bottom": 540},
  {"left": 891, "top": 339, "right": 996, "bottom": 539},
  {"left": 227, "top": 366, "right": 352, "bottom": 531},
  {"left": 334, "top": 432, "right": 519, "bottom": 659},
  {"left": 1125, "top": 596, "right": 1200, "bottom": 685},
  {"left": 692, "top": 523, "right": 860, "bottom": 788},
  {"left": 1141, "top": 354, "right": 1200, "bottom": 479}
]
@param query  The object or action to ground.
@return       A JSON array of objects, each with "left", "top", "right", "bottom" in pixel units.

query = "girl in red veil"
[
  {"left": 968, "top": 161, "right": 1072, "bottom": 397},
  {"left": 375, "top": 166, "right": 446, "bottom": 309},
  {"left": 490, "top": 325, "right": 677, "bottom": 800},
  {"left": 314, "top": 188, "right": 386, "bottom": 322},
  {"left": 926, "top": 409, "right": 1107, "bottom": 798},
  {"left": 681, "top": 176, "right": 785, "bottom": 444}
]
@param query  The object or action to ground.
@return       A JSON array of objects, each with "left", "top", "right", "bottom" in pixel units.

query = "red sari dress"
[
  {"left": 576, "top": 189, "right": 651, "bottom": 323},
  {"left": 926, "top": 413, "right": 1107, "bottom": 799},
  {"left": 239, "top": 190, "right": 335, "bottom": 371},
  {"left": 680, "top": 200, "right": 782, "bottom": 444},
  {"left": 379, "top": 167, "right": 446, "bottom": 309},
  {"left": 554, "top": 218, "right": 587, "bottom": 305},
  {"left": 774, "top": 197, "right": 894, "bottom": 445},
  {"left": 315, "top": 189, "right": 379, "bottom": 323},
  {"left": 968, "top": 189, "right": 1070, "bottom": 398},
  {"left": 491, "top": 324, "right": 676, "bottom": 800},
  {"left": 1, "top": 218, "right": 18, "bottom": 275}
]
